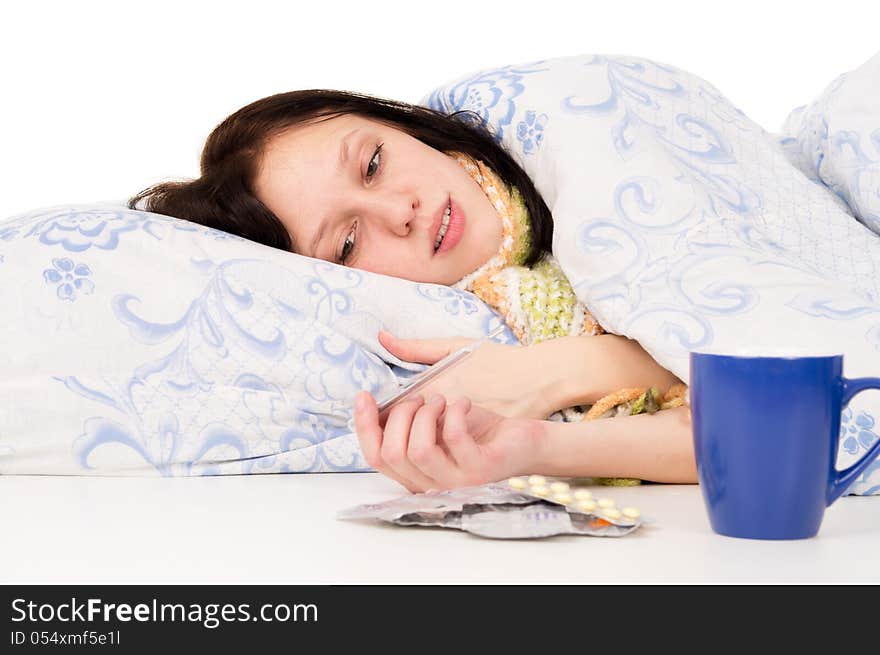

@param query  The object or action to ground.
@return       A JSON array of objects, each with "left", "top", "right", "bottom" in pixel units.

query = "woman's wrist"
[
  {"left": 529, "top": 407, "right": 698, "bottom": 483},
  {"left": 531, "top": 418, "right": 588, "bottom": 477}
]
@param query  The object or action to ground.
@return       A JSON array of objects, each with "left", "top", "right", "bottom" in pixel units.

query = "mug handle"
[{"left": 827, "top": 376, "right": 880, "bottom": 505}]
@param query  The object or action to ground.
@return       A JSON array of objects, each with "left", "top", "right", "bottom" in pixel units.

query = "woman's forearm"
[
  {"left": 535, "top": 334, "right": 683, "bottom": 413},
  {"left": 531, "top": 405, "right": 698, "bottom": 483}
]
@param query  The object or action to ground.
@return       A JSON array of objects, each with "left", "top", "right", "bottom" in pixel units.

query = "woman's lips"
[{"left": 435, "top": 197, "right": 464, "bottom": 254}]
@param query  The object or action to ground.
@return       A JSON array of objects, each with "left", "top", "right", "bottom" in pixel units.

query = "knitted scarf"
[
  {"left": 449, "top": 154, "right": 603, "bottom": 346},
  {"left": 449, "top": 152, "right": 688, "bottom": 486}
]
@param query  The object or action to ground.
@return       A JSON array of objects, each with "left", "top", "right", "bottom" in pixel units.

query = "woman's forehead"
[
  {"left": 253, "top": 115, "right": 379, "bottom": 237},
  {"left": 257, "top": 114, "right": 378, "bottom": 181},
  {"left": 255, "top": 122, "right": 333, "bottom": 191},
  {"left": 270, "top": 114, "right": 381, "bottom": 149}
]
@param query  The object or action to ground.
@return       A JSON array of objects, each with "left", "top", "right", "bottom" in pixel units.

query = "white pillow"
[
  {"left": 779, "top": 50, "right": 880, "bottom": 235},
  {"left": 0, "top": 203, "right": 513, "bottom": 476}
]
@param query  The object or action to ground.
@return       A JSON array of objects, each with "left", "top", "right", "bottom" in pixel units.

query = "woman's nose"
[{"left": 363, "top": 196, "right": 419, "bottom": 236}]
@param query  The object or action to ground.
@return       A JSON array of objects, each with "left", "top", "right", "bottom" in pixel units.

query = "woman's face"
[{"left": 253, "top": 114, "right": 503, "bottom": 285}]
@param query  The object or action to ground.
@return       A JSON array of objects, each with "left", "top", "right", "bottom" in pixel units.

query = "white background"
[{"left": 2, "top": 0, "right": 878, "bottom": 219}]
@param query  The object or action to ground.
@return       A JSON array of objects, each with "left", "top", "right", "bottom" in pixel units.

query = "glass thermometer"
[{"left": 375, "top": 324, "right": 507, "bottom": 415}]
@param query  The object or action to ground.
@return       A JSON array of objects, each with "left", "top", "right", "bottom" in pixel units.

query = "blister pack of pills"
[{"left": 337, "top": 476, "right": 645, "bottom": 539}]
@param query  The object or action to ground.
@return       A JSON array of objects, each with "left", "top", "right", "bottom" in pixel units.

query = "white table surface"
[{"left": 2, "top": 473, "right": 878, "bottom": 585}]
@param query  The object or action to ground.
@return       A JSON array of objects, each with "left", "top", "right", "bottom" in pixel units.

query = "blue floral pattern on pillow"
[
  {"left": 516, "top": 110, "right": 548, "bottom": 154},
  {"left": 0, "top": 204, "right": 512, "bottom": 476},
  {"left": 43, "top": 257, "right": 95, "bottom": 301}
]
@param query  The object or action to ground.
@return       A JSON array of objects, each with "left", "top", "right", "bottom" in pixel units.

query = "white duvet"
[{"left": 422, "top": 51, "right": 880, "bottom": 495}]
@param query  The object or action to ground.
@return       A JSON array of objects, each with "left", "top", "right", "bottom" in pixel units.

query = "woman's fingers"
[
  {"left": 378, "top": 330, "right": 474, "bottom": 365},
  {"left": 353, "top": 389, "right": 489, "bottom": 493},
  {"left": 407, "top": 394, "right": 459, "bottom": 484},
  {"left": 353, "top": 391, "right": 422, "bottom": 493},
  {"left": 440, "top": 397, "right": 484, "bottom": 480},
  {"left": 380, "top": 394, "right": 437, "bottom": 491}
]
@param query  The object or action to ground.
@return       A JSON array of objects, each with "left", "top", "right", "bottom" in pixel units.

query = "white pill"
[
  {"left": 552, "top": 492, "right": 573, "bottom": 504},
  {"left": 622, "top": 507, "right": 641, "bottom": 519},
  {"left": 507, "top": 477, "right": 527, "bottom": 490},
  {"left": 573, "top": 489, "right": 593, "bottom": 500},
  {"left": 576, "top": 499, "right": 597, "bottom": 512},
  {"left": 530, "top": 485, "right": 549, "bottom": 497},
  {"left": 597, "top": 497, "right": 615, "bottom": 509},
  {"left": 602, "top": 508, "right": 622, "bottom": 520},
  {"left": 528, "top": 475, "right": 547, "bottom": 486},
  {"left": 550, "top": 481, "right": 570, "bottom": 494}
]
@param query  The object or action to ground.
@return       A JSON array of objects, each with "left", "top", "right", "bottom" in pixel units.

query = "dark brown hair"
[{"left": 127, "top": 90, "right": 553, "bottom": 267}]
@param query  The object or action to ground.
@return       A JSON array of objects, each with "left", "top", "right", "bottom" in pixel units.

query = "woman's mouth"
[
  {"left": 434, "top": 202, "right": 451, "bottom": 251},
  {"left": 434, "top": 197, "right": 464, "bottom": 254}
]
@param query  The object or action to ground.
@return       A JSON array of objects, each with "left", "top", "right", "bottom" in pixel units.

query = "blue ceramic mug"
[{"left": 690, "top": 352, "right": 880, "bottom": 540}]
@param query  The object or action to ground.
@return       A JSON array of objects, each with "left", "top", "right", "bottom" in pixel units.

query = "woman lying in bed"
[{"left": 128, "top": 90, "right": 697, "bottom": 493}]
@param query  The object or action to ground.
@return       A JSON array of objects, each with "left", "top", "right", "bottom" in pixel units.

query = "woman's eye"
[
  {"left": 340, "top": 223, "right": 357, "bottom": 264},
  {"left": 366, "top": 143, "right": 383, "bottom": 180}
]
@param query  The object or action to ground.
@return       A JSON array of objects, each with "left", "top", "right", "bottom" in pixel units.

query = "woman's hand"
[
  {"left": 378, "top": 330, "right": 562, "bottom": 419},
  {"left": 377, "top": 329, "right": 684, "bottom": 421},
  {"left": 354, "top": 390, "right": 545, "bottom": 494}
]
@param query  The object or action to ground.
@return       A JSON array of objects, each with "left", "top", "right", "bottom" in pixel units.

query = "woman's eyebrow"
[
  {"left": 309, "top": 216, "right": 330, "bottom": 258},
  {"left": 337, "top": 127, "right": 362, "bottom": 172},
  {"left": 309, "top": 127, "right": 362, "bottom": 256}
]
